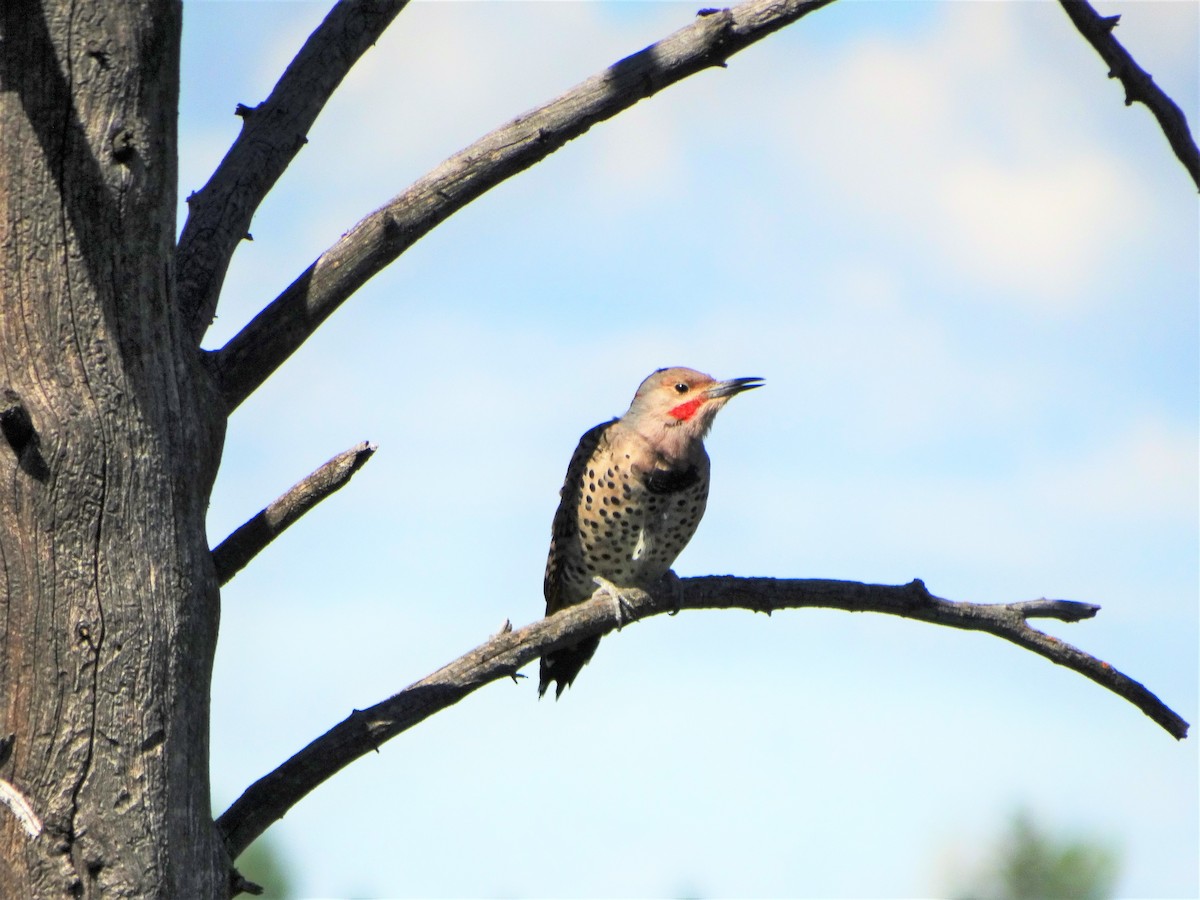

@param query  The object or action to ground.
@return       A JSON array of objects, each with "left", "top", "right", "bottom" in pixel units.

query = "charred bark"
[{"left": 0, "top": 2, "right": 226, "bottom": 896}]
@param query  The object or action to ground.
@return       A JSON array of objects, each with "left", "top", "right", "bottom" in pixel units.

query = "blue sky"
[{"left": 182, "top": 2, "right": 1197, "bottom": 897}]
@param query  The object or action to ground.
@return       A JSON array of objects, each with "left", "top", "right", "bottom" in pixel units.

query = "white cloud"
[
  {"left": 938, "top": 155, "right": 1138, "bottom": 305},
  {"left": 588, "top": 103, "right": 687, "bottom": 203},
  {"left": 1035, "top": 415, "right": 1198, "bottom": 522},
  {"left": 305, "top": 2, "right": 679, "bottom": 191},
  {"left": 781, "top": 1, "right": 1154, "bottom": 313}
]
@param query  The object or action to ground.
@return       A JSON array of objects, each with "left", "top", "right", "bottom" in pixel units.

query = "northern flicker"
[{"left": 539, "top": 366, "right": 763, "bottom": 698}]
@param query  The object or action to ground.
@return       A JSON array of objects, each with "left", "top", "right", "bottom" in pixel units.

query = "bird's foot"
[
  {"left": 662, "top": 569, "right": 684, "bottom": 615},
  {"left": 592, "top": 576, "right": 637, "bottom": 631}
]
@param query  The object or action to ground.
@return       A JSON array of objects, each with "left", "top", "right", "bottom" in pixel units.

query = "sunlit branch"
[
  {"left": 216, "top": 575, "right": 1187, "bottom": 861},
  {"left": 209, "top": 0, "right": 839, "bottom": 412},
  {"left": 177, "top": 0, "right": 412, "bottom": 344},
  {"left": 212, "top": 441, "right": 377, "bottom": 585}
]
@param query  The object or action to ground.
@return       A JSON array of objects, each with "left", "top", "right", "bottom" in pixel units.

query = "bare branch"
[
  {"left": 177, "top": 0, "right": 411, "bottom": 344},
  {"left": 208, "top": 0, "right": 839, "bottom": 412},
  {"left": 211, "top": 441, "right": 377, "bottom": 586},
  {"left": 215, "top": 575, "right": 1187, "bottom": 859},
  {"left": 1058, "top": 0, "right": 1200, "bottom": 191}
]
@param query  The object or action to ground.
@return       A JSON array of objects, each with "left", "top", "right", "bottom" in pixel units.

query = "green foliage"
[{"left": 958, "top": 810, "right": 1120, "bottom": 900}]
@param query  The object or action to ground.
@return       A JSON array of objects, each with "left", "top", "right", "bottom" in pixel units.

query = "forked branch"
[
  {"left": 177, "top": 0, "right": 411, "bottom": 343},
  {"left": 1058, "top": 0, "right": 1200, "bottom": 190},
  {"left": 212, "top": 441, "right": 377, "bottom": 585},
  {"left": 216, "top": 575, "right": 1187, "bottom": 860},
  {"left": 208, "top": 0, "right": 838, "bottom": 412}
]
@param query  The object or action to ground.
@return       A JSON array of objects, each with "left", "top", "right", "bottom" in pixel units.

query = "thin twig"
[
  {"left": 208, "top": 0, "right": 839, "bottom": 412},
  {"left": 177, "top": 0, "right": 411, "bottom": 343},
  {"left": 1058, "top": 0, "right": 1200, "bottom": 191},
  {"left": 215, "top": 575, "right": 1187, "bottom": 858},
  {"left": 212, "top": 441, "right": 376, "bottom": 585}
]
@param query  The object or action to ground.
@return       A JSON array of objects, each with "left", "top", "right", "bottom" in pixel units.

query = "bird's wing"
[{"left": 543, "top": 419, "right": 614, "bottom": 616}]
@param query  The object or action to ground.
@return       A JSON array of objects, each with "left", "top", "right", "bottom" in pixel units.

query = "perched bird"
[{"left": 540, "top": 366, "right": 763, "bottom": 698}]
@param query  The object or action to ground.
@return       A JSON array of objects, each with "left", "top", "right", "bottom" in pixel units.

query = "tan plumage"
[{"left": 540, "top": 367, "right": 763, "bottom": 698}]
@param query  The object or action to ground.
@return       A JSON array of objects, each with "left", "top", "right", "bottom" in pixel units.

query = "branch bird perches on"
[{"left": 215, "top": 576, "right": 1188, "bottom": 861}]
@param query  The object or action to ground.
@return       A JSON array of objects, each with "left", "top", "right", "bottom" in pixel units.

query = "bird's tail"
[{"left": 538, "top": 636, "right": 601, "bottom": 699}]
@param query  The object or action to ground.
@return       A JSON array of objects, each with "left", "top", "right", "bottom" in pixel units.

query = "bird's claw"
[
  {"left": 662, "top": 570, "right": 684, "bottom": 615},
  {"left": 592, "top": 576, "right": 636, "bottom": 630}
]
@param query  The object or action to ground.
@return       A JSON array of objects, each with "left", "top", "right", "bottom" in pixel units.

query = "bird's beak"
[{"left": 705, "top": 376, "right": 765, "bottom": 400}]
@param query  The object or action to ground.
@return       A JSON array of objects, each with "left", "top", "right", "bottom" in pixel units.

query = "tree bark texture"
[{"left": 0, "top": 2, "right": 226, "bottom": 897}]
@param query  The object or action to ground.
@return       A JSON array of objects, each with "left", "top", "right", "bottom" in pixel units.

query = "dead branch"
[
  {"left": 177, "top": 0, "right": 411, "bottom": 344},
  {"left": 1058, "top": 0, "right": 1200, "bottom": 191},
  {"left": 215, "top": 574, "right": 1187, "bottom": 860},
  {"left": 208, "top": 0, "right": 839, "bottom": 412},
  {"left": 211, "top": 441, "right": 376, "bottom": 585}
]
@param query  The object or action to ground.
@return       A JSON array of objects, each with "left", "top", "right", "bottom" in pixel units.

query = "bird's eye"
[{"left": 674, "top": 383, "right": 689, "bottom": 394}]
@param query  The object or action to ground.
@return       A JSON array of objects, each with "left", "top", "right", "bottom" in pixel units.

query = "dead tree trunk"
[{"left": 0, "top": 2, "right": 226, "bottom": 896}]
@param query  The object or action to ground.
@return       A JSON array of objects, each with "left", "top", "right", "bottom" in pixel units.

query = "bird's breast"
[{"left": 570, "top": 454, "right": 709, "bottom": 593}]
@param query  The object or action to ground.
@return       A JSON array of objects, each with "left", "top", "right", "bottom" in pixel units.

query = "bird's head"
[{"left": 623, "top": 367, "right": 763, "bottom": 458}]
